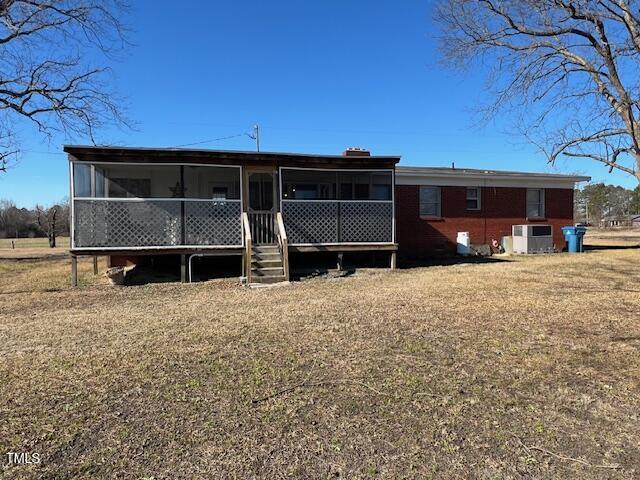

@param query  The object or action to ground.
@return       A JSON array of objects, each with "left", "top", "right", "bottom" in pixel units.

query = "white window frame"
[
  {"left": 466, "top": 187, "right": 481, "bottom": 210},
  {"left": 526, "top": 188, "right": 545, "bottom": 219},
  {"left": 419, "top": 186, "right": 441, "bottom": 217}
]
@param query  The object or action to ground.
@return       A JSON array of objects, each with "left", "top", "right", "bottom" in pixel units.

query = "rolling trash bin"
[{"left": 562, "top": 226, "right": 587, "bottom": 253}]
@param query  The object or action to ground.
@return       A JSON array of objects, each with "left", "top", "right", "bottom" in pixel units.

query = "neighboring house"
[
  {"left": 601, "top": 214, "right": 640, "bottom": 228},
  {"left": 65, "top": 146, "right": 589, "bottom": 285}
]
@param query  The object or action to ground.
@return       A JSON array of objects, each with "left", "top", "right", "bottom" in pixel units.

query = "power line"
[
  {"left": 173, "top": 124, "right": 260, "bottom": 151},
  {"left": 173, "top": 133, "right": 248, "bottom": 148}
]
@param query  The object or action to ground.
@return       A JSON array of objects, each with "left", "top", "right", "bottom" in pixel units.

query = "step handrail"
[
  {"left": 276, "top": 212, "right": 290, "bottom": 282},
  {"left": 242, "top": 212, "right": 252, "bottom": 284}
]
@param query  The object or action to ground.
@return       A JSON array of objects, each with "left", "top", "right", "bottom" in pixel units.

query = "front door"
[{"left": 247, "top": 171, "right": 276, "bottom": 244}]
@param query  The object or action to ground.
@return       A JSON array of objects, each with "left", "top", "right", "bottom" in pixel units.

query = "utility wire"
[{"left": 173, "top": 133, "right": 249, "bottom": 148}]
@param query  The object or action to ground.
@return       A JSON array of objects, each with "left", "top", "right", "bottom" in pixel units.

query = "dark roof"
[
  {"left": 63, "top": 145, "right": 401, "bottom": 167},
  {"left": 397, "top": 165, "right": 590, "bottom": 182}
]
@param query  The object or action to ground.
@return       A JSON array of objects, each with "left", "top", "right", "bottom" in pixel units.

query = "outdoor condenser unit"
[{"left": 511, "top": 224, "right": 554, "bottom": 254}]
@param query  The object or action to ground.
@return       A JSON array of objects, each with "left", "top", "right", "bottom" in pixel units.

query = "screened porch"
[
  {"left": 71, "top": 162, "right": 243, "bottom": 249},
  {"left": 280, "top": 168, "right": 395, "bottom": 245}
]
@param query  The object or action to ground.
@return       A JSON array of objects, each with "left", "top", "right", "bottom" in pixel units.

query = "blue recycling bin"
[{"left": 562, "top": 226, "right": 587, "bottom": 253}]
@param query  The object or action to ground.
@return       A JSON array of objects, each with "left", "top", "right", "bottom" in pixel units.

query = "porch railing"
[
  {"left": 72, "top": 199, "right": 242, "bottom": 248},
  {"left": 276, "top": 212, "right": 290, "bottom": 281},
  {"left": 249, "top": 211, "right": 276, "bottom": 245},
  {"left": 281, "top": 200, "right": 393, "bottom": 245}
]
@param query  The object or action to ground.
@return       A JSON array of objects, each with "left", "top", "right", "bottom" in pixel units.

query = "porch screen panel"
[
  {"left": 281, "top": 201, "right": 339, "bottom": 244},
  {"left": 280, "top": 168, "right": 394, "bottom": 245},
  {"left": 184, "top": 201, "right": 242, "bottom": 245},
  {"left": 340, "top": 202, "right": 393, "bottom": 243},
  {"left": 74, "top": 200, "right": 182, "bottom": 247}
]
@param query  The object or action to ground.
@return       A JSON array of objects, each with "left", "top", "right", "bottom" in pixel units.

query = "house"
[
  {"left": 601, "top": 214, "right": 640, "bottom": 228},
  {"left": 66, "top": 146, "right": 398, "bottom": 285},
  {"left": 395, "top": 166, "right": 589, "bottom": 256},
  {"left": 65, "top": 146, "right": 589, "bottom": 285}
]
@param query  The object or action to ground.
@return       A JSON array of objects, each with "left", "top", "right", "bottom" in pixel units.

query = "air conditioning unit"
[{"left": 512, "top": 224, "right": 554, "bottom": 254}]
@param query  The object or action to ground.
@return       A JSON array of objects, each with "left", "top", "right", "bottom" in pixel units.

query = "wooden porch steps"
[{"left": 250, "top": 245, "right": 287, "bottom": 284}]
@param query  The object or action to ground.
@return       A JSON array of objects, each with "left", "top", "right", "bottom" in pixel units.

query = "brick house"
[
  {"left": 66, "top": 146, "right": 589, "bottom": 284},
  {"left": 395, "top": 166, "right": 589, "bottom": 258}
]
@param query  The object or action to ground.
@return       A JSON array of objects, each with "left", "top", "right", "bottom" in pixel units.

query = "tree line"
[
  {"left": 575, "top": 184, "right": 640, "bottom": 225},
  {"left": 0, "top": 199, "right": 70, "bottom": 247}
]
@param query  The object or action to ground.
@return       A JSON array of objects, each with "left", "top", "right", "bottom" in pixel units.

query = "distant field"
[{"left": 0, "top": 237, "right": 70, "bottom": 249}]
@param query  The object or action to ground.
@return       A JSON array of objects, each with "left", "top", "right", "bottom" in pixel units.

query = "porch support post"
[
  {"left": 71, "top": 254, "right": 78, "bottom": 287},
  {"left": 390, "top": 252, "right": 397, "bottom": 270},
  {"left": 337, "top": 252, "right": 344, "bottom": 271},
  {"left": 93, "top": 256, "right": 98, "bottom": 275},
  {"left": 241, "top": 253, "right": 246, "bottom": 281},
  {"left": 180, "top": 254, "right": 188, "bottom": 283}
]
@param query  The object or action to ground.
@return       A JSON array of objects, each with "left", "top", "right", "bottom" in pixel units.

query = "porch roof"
[{"left": 64, "top": 145, "right": 400, "bottom": 169}]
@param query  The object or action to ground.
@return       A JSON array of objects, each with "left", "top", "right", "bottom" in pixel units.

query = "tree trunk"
[{"left": 48, "top": 210, "right": 57, "bottom": 248}]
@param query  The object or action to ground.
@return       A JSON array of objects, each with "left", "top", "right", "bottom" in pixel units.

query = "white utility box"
[
  {"left": 512, "top": 225, "right": 554, "bottom": 254},
  {"left": 456, "top": 232, "right": 471, "bottom": 255}
]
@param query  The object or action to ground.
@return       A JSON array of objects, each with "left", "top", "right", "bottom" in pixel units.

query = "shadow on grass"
[
  {"left": 584, "top": 244, "right": 640, "bottom": 251},
  {"left": 399, "top": 255, "right": 512, "bottom": 269},
  {"left": 290, "top": 268, "right": 357, "bottom": 282}
]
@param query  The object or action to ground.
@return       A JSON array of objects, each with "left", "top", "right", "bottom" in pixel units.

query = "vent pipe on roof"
[{"left": 343, "top": 147, "right": 371, "bottom": 157}]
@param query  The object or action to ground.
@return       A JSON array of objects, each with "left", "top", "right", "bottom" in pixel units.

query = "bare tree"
[
  {"left": 36, "top": 204, "right": 57, "bottom": 247},
  {"left": 0, "top": 0, "right": 129, "bottom": 171},
  {"left": 434, "top": 0, "right": 640, "bottom": 182}
]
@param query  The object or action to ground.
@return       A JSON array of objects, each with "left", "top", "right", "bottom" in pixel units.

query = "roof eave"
[{"left": 63, "top": 145, "right": 401, "bottom": 163}]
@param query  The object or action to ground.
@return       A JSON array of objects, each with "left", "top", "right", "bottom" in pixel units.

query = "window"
[
  {"left": 371, "top": 172, "right": 393, "bottom": 200},
  {"left": 211, "top": 186, "right": 229, "bottom": 200},
  {"left": 339, "top": 171, "right": 370, "bottom": 200},
  {"left": 281, "top": 169, "right": 393, "bottom": 201},
  {"left": 466, "top": 187, "right": 481, "bottom": 210},
  {"left": 527, "top": 188, "right": 545, "bottom": 218},
  {"left": 95, "top": 167, "right": 106, "bottom": 197},
  {"left": 109, "top": 178, "right": 152, "bottom": 198},
  {"left": 282, "top": 169, "right": 337, "bottom": 200},
  {"left": 94, "top": 165, "right": 181, "bottom": 198},
  {"left": 184, "top": 166, "right": 240, "bottom": 199},
  {"left": 73, "top": 163, "right": 91, "bottom": 197},
  {"left": 419, "top": 186, "right": 441, "bottom": 217}
]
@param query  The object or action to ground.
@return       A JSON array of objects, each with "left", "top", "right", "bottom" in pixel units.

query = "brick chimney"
[{"left": 343, "top": 147, "right": 371, "bottom": 157}]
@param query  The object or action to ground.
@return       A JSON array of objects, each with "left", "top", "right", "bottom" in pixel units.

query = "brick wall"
[{"left": 395, "top": 185, "right": 574, "bottom": 257}]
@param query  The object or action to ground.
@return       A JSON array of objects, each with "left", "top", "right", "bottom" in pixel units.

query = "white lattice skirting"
[
  {"left": 282, "top": 201, "right": 393, "bottom": 244},
  {"left": 73, "top": 200, "right": 242, "bottom": 248}
]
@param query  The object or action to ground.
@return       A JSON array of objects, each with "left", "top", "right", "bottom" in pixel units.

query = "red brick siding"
[{"left": 395, "top": 185, "right": 574, "bottom": 257}]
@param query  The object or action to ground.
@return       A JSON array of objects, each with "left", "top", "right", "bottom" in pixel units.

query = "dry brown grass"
[
  {"left": 1, "top": 249, "right": 639, "bottom": 479},
  {"left": 585, "top": 229, "right": 640, "bottom": 248}
]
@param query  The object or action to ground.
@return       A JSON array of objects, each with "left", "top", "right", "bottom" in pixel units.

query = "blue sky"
[{"left": 1, "top": 0, "right": 635, "bottom": 207}]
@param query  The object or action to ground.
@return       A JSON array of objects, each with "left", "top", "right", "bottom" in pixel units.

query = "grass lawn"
[{"left": 1, "top": 245, "right": 639, "bottom": 478}]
